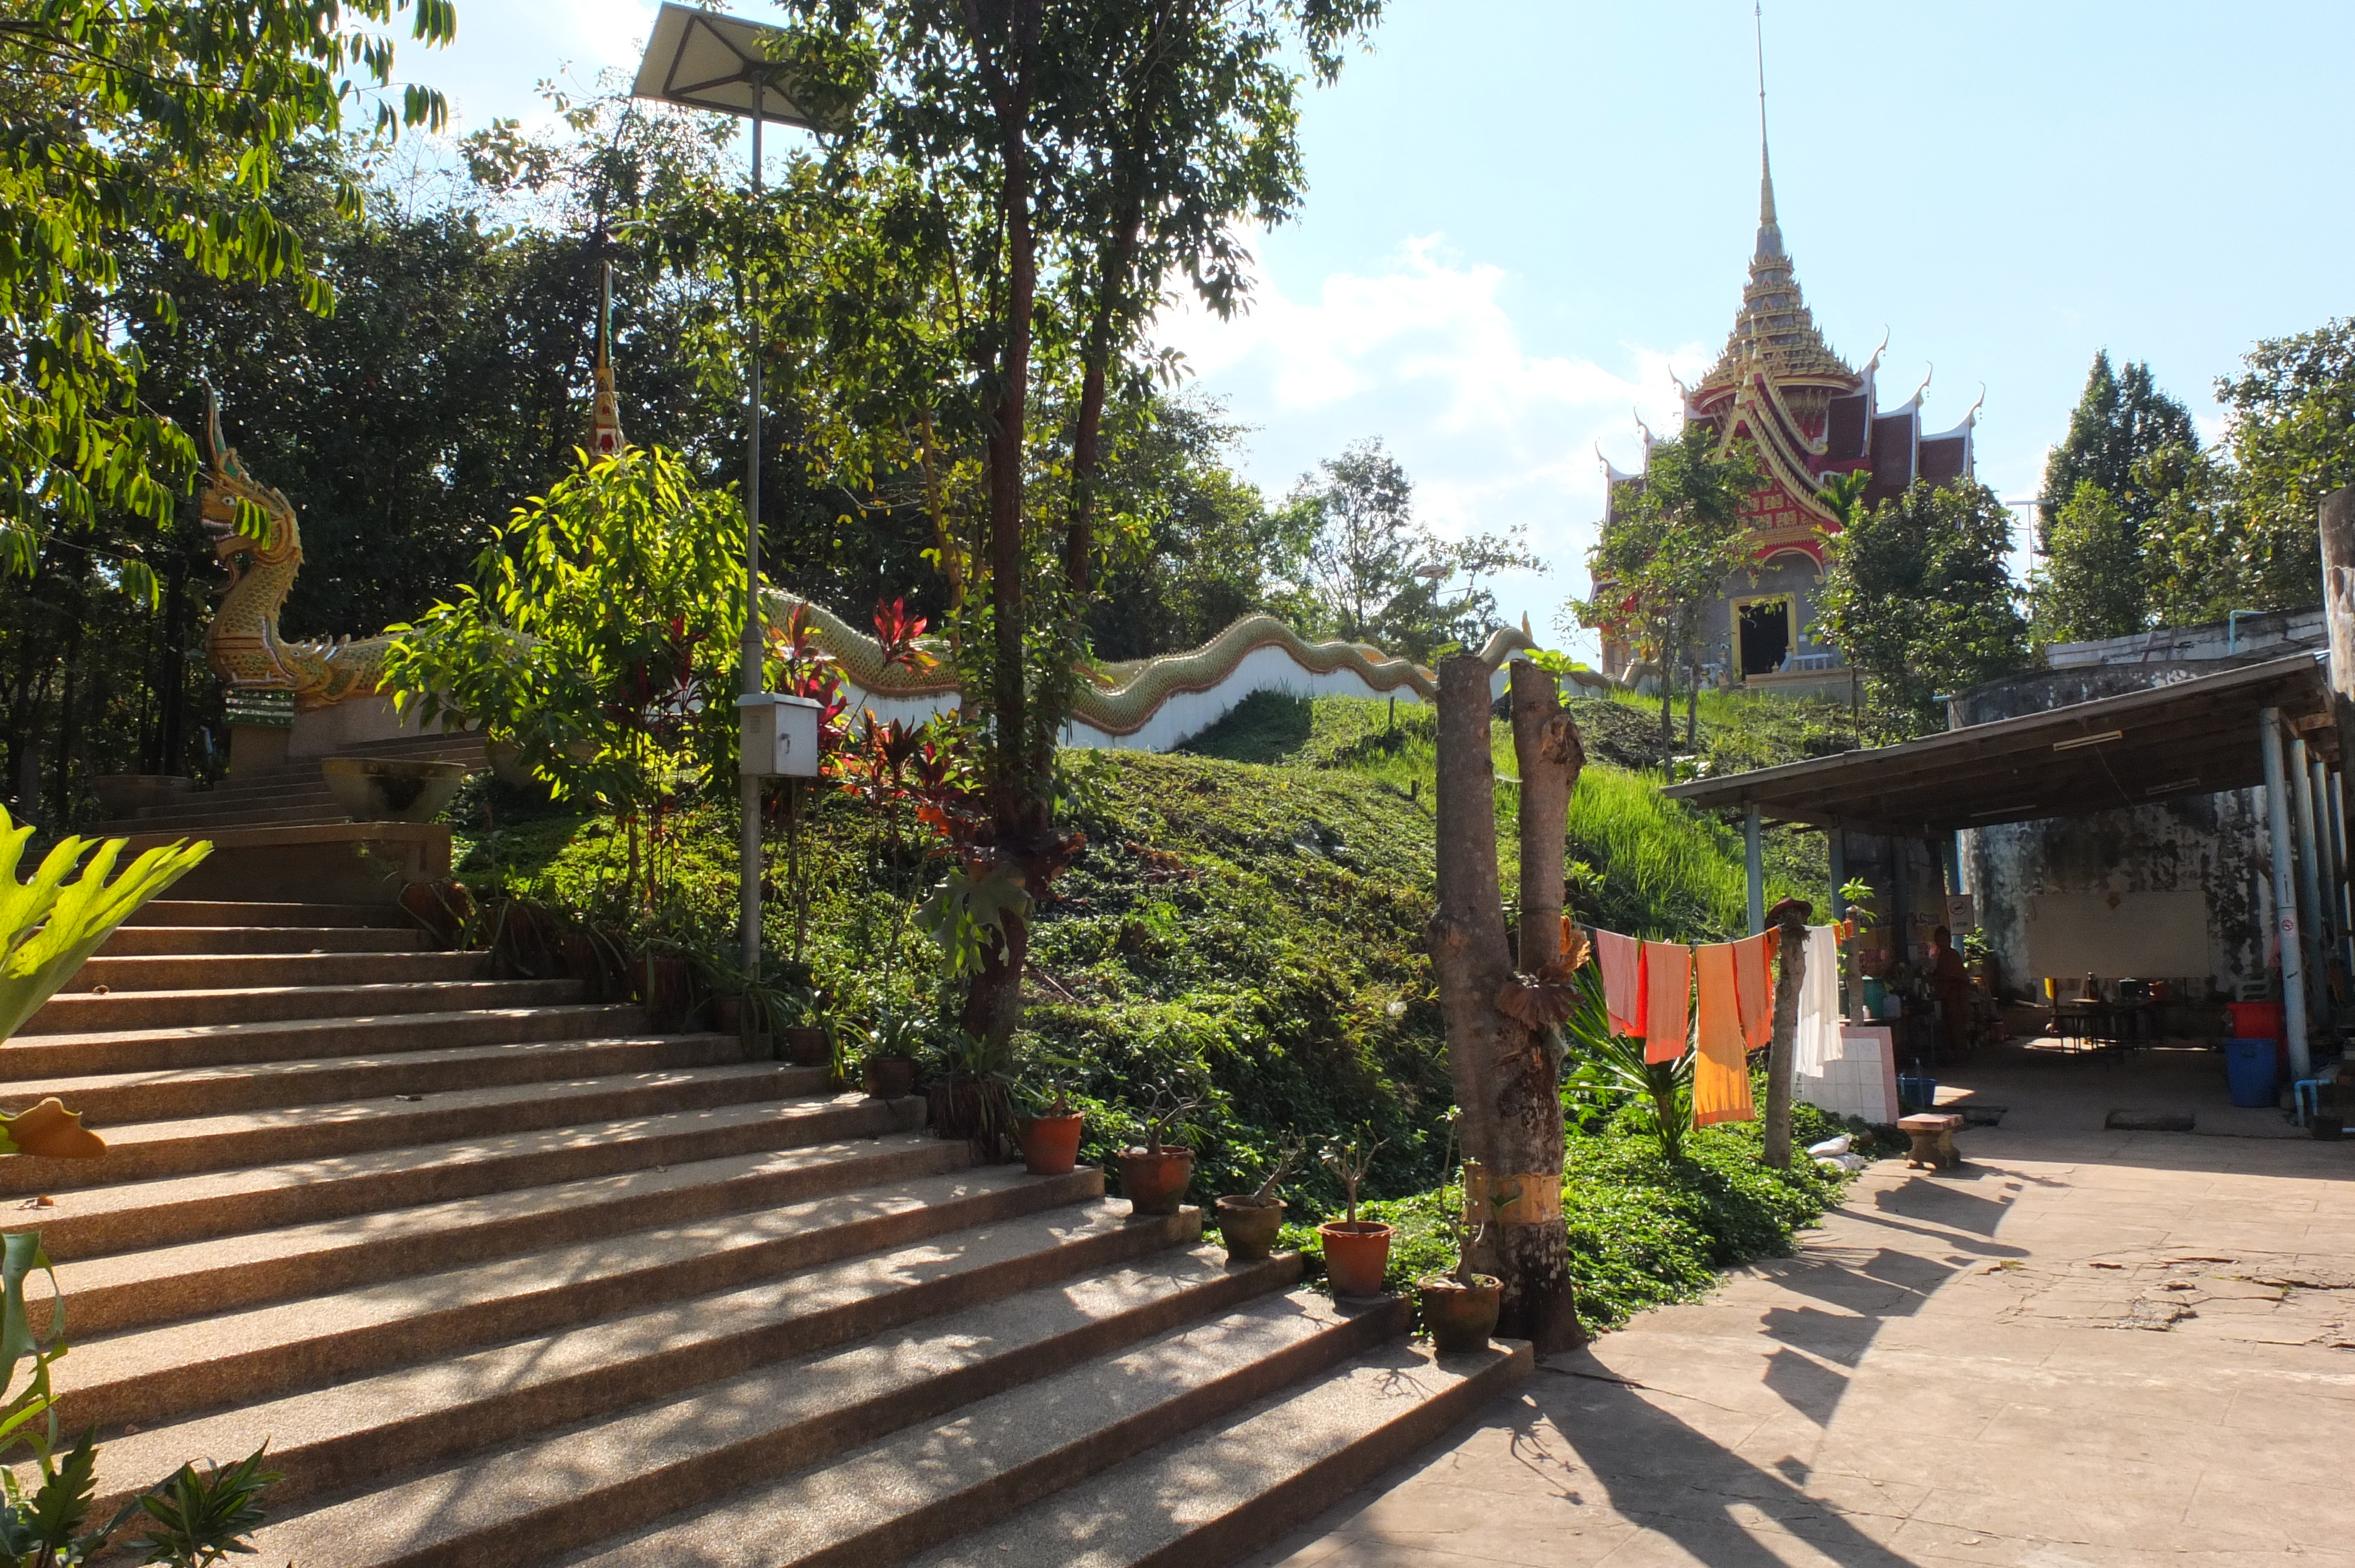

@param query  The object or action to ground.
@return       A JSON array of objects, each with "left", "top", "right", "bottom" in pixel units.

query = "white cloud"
[{"left": 1157, "top": 235, "right": 1708, "bottom": 656}]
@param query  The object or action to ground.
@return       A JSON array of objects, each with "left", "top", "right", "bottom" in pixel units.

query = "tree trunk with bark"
[
  {"left": 1763, "top": 898, "right": 1812, "bottom": 1170},
  {"left": 1429, "top": 653, "right": 1586, "bottom": 1354}
]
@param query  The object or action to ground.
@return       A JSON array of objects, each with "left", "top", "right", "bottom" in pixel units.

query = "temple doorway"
[{"left": 1739, "top": 598, "right": 1792, "bottom": 679}]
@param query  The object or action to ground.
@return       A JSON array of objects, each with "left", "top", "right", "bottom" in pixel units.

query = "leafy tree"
[
  {"left": 1816, "top": 479, "right": 2029, "bottom": 730},
  {"left": 2037, "top": 350, "right": 2197, "bottom": 549},
  {"left": 380, "top": 447, "right": 745, "bottom": 908},
  {"left": 1289, "top": 438, "right": 1536, "bottom": 664},
  {"left": 1570, "top": 424, "right": 1757, "bottom": 745},
  {"left": 758, "top": 0, "right": 1385, "bottom": 1044},
  {"left": 0, "top": 0, "right": 456, "bottom": 596},
  {"left": 2032, "top": 480, "right": 2147, "bottom": 643},
  {"left": 1086, "top": 396, "right": 1309, "bottom": 660},
  {"left": 2209, "top": 319, "right": 2355, "bottom": 610}
]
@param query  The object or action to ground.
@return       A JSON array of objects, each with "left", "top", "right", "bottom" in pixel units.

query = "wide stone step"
[
  {"left": 124, "top": 806, "right": 350, "bottom": 832},
  {"left": 20, "top": 976, "right": 583, "bottom": 1034},
  {"left": 0, "top": 1092, "right": 920, "bottom": 1259},
  {"left": 122, "top": 899, "right": 410, "bottom": 929},
  {"left": 0, "top": 1002, "right": 648, "bottom": 1081},
  {"left": 95, "top": 923, "right": 424, "bottom": 956},
  {"left": 244, "top": 1238, "right": 1285, "bottom": 1567},
  {"left": 0, "top": 1059, "right": 817, "bottom": 1194},
  {"left": 19, "top": 1031, "right": 754, "bottom": 1125},
  {"left": 38, "top": 1134, "right": 968, "bottom": 1333},
  {"left": 51, "top": 1166, "right": 1117, "bottom": 1436},
  {"left": 910, "top": 1336, "right": 1534, "bottom": 1568},
  {"left": 550, "top": 1288, "right": 1406, "bottom": 1568},
  {"left": 61, "top": 949, "right": 482, "bottom": 994}
]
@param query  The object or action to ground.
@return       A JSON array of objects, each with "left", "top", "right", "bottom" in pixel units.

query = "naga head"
[{"left": 197, "top": 386, "right": 302, "bottom": 571}]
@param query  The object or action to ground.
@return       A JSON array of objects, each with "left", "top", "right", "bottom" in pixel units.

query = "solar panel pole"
[{"left": 738, "top": 109, "right": 764, "bottom": 985}]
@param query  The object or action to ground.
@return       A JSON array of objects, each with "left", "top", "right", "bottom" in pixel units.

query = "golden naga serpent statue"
[
  {"left": 197, "top": 393, "right": 1531, "bottom": 732},
  {"left": 198, "top": 391, "right": 396, "bottom": 710}
]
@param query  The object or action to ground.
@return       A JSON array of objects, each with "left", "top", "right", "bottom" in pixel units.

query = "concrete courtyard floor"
[{"left": 1241, "top": 1047, "right": 2355, "bottom": 1568}]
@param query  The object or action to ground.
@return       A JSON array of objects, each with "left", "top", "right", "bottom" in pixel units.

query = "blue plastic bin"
[
  {"left": 2223, "top": 1037, "right": 2278, "bottom": 1108},
  {"left": 1897, "top": 1075, "right": 1938, "bottom": 1110}
]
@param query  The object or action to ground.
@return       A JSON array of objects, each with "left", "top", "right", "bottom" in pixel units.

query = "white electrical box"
[{"left": 737, "top": 693, "right": 822, "bottom": 778}]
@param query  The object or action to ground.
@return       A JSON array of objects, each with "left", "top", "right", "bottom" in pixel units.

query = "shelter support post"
[
  {"left": 2262, "top": 709, "right": 2313, "bottom": 1080},
  {"left": 1745, "top": 807, "right": 1764, "bottom": 936},
  {"left": 2316, "top": 756, "right": 2345, "bottom": 990},
  {"left": 1941, "top": 833, "right": 1963, "bottom": 902},
  {"left": 2292, "top": 738, "right": 2328, "bottom": 1027},
  {"left": 2333, "top": 769, "right": 2354, "bottom": 978},
  {"left": 1827, "top": 826, "right": 1845, "bottom": 911}
]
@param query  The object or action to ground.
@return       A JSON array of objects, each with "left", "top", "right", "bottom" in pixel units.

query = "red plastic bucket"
[{"left": 2226, "top": 1001, "right": 2287, "bottom": 1074}]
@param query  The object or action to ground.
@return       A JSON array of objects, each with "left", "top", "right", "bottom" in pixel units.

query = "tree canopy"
[
  {"left": 1816, "top": 479, "right": 2028, "bottom": 729},
  {"left": 0, "top": 0, "right": 456, "bottom": 596},
  {"left": 1570, "top": 424, "right": 1757, "bottom": 743},
  {"left": 2036, "top": 350, "right": 2197, "bottom": 549}
]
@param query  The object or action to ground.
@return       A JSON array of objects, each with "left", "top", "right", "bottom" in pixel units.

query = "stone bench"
[{"left": 1897, "top": 1111, "right": 1964, "bottom": 1171}]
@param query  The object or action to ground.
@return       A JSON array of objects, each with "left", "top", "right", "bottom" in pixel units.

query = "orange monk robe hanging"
[
  {"left": 1733, "top": 930, "right": 1774, "bottom": 1051},
  {"left": 1691, "top": 941, "right": 1756, "bottom": 1125},
  {"left": 1593, "top": 928, "right": 1646, "bottom": 1039},
  {"left": 1640, "top": 941, "right": 1691, "bottom": 1065}
]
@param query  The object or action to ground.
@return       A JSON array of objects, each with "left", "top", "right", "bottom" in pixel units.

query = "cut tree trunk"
[
  {"left": 1764, "top": 898, "right": 1812, "bottom": 1170},
  {"left": 1429, "top": 653, "right": 1586, "bottom": 1355}
]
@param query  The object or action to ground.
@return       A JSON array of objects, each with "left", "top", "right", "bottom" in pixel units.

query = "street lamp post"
[{"left": 632, "top": 4, "right": 831, "bottom": 984}]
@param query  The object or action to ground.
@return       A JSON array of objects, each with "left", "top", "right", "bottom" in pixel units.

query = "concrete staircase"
[
  {"left": 3, "top": 899, "right": 1528, "bottom": 1567},
  {"left": 91, "top": 732, "right": 492, "bottom": 836}
]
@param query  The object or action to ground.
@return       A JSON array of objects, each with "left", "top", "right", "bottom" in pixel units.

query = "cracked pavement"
[{"left": 1241, "top": 1117, "right": 2355, "bottom": 1568}]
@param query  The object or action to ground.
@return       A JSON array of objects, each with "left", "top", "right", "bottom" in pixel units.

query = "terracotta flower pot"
[
  {"left": 863, "top": 1054, "right": 917, "bottom": 1100},
  {"left": 558, "top": 934, "right": 606, "bottom": 997},
  {"left": 713, "top": 996, "right": 744, "bottom": 1034},
  {"left": 1116, "top": 1147, "right": 1195, "bottom": 1215},
  {"left": 1318, "top": 1220, "right": 1394, "bottom": 1298},
  {"left": 397, "top": 880, "right": 475, "bottom": 948},
  {"left": 628, "top": 956, "right": 692, "bottom": 1032},
  {"left": 1214, "top": 1196, "right": 1285, "bottom": 1262},
  {"left": 1019, "top": 1112, "right": 1084, "bottom": 1175},
  {"left": 1417, "top": 1273, "right": 1503, "bottom": 1353},
  {"left": 787, "top": 1025, "right": 831, "bottom": 1067}
]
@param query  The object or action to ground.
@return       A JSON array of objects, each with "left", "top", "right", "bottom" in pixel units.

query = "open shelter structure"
[{"left": 1664, "top": 652, "right": 2348, "bottom": 1081}]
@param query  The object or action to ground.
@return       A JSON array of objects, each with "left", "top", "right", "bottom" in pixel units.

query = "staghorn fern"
[{"left": 2, "top": 806, "right": 211, "bottom": 1045}]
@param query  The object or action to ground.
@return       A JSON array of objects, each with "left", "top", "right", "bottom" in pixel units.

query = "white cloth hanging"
[{"left": 1794, "top": 923, "right": 1840, "bottom": 1080}]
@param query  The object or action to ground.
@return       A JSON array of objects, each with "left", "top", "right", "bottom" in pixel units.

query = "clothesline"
[{"left": 1580, "top": 922, "right": 1843, "bottom": 1129}]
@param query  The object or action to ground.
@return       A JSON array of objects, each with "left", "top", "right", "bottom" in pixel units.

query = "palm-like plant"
[
  {"left": 2, "top": 807, "right": 209, "bottom": 1044},
  {"left": 1561, "top": 963, "right": 1693, "bottom": 1162}
]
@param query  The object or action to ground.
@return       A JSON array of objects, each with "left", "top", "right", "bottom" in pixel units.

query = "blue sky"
[{"left": 417, "top": 1, "right": 2355, "bottom": 659}]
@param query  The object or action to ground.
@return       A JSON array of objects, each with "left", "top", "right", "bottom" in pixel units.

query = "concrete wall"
[{"left": 1964, "top": 790, "right": 2273, "bottom": 1002}]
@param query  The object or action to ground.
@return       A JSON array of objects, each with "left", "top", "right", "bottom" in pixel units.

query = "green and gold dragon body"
[{"left": 199, "top": 397, "right": 1518, "bottom": 735}]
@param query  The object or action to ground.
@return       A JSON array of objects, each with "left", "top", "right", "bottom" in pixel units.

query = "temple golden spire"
[{"left": 1754, "top": 1, "right": 1782, "bottom": 261}]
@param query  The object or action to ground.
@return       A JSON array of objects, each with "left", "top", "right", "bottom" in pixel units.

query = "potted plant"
[
  {"left": 1017, "top": 1075, "right": 1086, "bottom": 1177},
  {"left": 627, "top": 937, "right": 692, "bottom": 1032},
  {"left": 1317, "top": 1135, "right": 1392, "bottom": 1297},
  {"left": 856, "top": 1006, "right": 926, "bottom": 1100},
  {"left": 1116, "top": 1085, "right": 1200, "bottom": 1216},
  {"left": 1215, "top": 1136, "right": 1301, "bottom": 1263},
  {"left": 928, "top": 1029, "right": 1017, "bottom": 1157},
  {"left": 1417, "top": 1158, "right": 1505, "bottom": 1353}
]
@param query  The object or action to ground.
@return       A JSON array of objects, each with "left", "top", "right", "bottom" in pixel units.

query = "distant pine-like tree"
[{"left": 2038, "top": 350, "right": 2198, "bottom": 548}]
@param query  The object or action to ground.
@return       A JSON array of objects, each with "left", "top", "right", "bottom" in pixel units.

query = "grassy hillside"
[{"left": 454, "top": 693, "right": 1814, "bottom": 1212}]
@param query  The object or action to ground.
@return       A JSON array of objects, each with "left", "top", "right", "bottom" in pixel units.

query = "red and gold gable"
[{"left": 1740, "top": 476, "right": 1829, "bottom": 563}]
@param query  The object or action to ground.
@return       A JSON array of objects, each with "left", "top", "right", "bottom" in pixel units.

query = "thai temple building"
[{"left": 1594, "top": 127, "right": 1981, "bottom": 697}]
